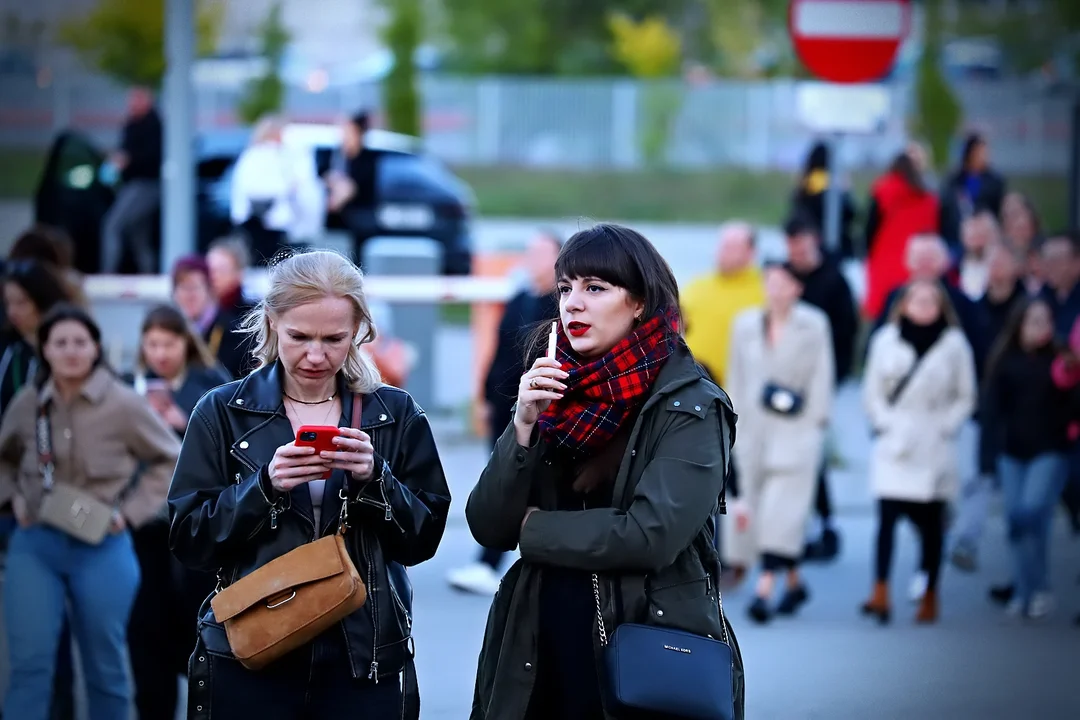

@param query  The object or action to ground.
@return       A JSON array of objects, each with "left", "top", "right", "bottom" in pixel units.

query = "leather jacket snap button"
[{"left": 524, "top": 662, "right": 533, "bottom": 671}]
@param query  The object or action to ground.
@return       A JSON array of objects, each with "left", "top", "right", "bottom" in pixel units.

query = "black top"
[
  {"left": 1039, "top": 282, "right": 1080, "bottom": 341},
  {"left": 346, "top": 149, "right": 378, "bottom": 210},
  {"left": 484, "top": 289, "right": 559, "bottom": 408},
  {"left": 120, "top": 109, "right": 163, "bottom": 183},
  {"left": 877, "top": 281, "right": 988, "bottom": 380},
  {"left": 793, "top": 254, "right": 858, "bottom": 383},
  {"left": 978, "top": 282, "right": 1028, "bottom": 352},
  {"left": 0, "top": 332, "right": 36, "bottom": 419},
  {"left": 981, "top": 346, "right": 1079, "bottom": 467}
]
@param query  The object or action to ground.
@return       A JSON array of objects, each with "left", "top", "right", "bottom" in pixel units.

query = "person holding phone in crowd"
[
  {"left": 465, "top": 225, "right": 743, "bottom": 720},
  {"left": 168, "top": 250, "right": 451, "bottom": 718},
  {"left": 124, "top": 304, "right": 232, "bottom": 720},
  {"left": 0, "top": 305, "right": 180, "bottom": 720}
]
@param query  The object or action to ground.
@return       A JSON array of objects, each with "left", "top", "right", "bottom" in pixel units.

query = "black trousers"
[
  {"left": 239, "top": 218, "right": 289, "bottom": 266},
  {"left": 874, "top": 499, "right": 946, "bottom": 591},
  {"left": 206, "top": 629, "right": 401, "bottom": 719},
  {"left": 129, "top": 520, "right": 217, "bottom": 720},
  {"left": 814, "top": 458, "right": 833, "bottom": 522}
]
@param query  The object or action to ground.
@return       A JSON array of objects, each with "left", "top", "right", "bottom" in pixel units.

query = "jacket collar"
[
  {"left": 39, "top": 365, "right": 113, "bottom": 407},
  {"left": 227, "top": 361, "right": 395, "bottom": 430}
]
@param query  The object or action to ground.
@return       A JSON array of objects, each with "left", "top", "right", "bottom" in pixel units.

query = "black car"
[{"left": 33, "top": 127, "right": 476, "bottom": 275}]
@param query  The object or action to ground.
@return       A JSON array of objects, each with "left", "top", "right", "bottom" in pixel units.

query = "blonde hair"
[
  {"left": 887, "top": 278, "right": 961, "bottom": 328},
  {"left": 251, "top": 114, "right": 285, "bottom": 145},
  {"left": 239, "top": 250, "right": 382, "bottom": 393}
]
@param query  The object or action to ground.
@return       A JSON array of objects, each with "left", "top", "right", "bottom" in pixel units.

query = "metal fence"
[{"left": 0, "top": 71, "right": 1071, "bottom": 174}]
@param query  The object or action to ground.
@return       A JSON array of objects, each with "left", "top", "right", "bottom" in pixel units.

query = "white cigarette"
[{"left": 547, "top": 321, "right": 558, "bottom": 359}]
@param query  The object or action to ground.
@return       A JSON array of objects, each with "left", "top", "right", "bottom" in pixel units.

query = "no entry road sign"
[{"left": 788, "top": 0, "right": 912, "bottom": 84}]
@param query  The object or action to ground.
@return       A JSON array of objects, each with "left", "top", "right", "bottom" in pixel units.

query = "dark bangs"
[
  {"left": 556, "top": 225, "right": 646, "bottom": 296},
  {"left": 555, "top": 224, "right": 680, "bottom": 320}
]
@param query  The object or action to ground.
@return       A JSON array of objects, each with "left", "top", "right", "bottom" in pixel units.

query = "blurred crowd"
[
  {"left": 0, "top": 92, "right": 1077, "bottom": 717},
  {"left": 452, "top": 133, "right": 1080, "bottom": 632},
  {"left": 83, "top": 87, "right": 386, "bottom": 275},
  {"left": 0, "top": 223, "right": 414, "bottom": 720}
]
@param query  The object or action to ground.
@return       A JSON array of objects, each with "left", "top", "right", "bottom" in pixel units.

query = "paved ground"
[
  {"left": 406, "top": 383, "right": 1080, "bottom": 720},
  {"left": 3, "top": 201, "right": 1077, "bottom": 717}
]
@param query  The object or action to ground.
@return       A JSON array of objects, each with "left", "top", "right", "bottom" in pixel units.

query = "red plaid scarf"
[{"left": 537, "top": 307, "right": 679, "bottom": 459}]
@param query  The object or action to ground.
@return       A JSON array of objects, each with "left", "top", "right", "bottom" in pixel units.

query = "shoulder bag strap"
[
  {"left": 887, "top": 357, "right": 924, "bottom": 406},
  {"left": 351, "top": 392, "right": 362, "bottom": 430},
  {"left": 36, "top": 400, "right": 55, "bottom": 493}
]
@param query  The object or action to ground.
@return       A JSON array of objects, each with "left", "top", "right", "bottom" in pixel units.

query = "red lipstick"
[{"left": 567, "top": 322, "right": 591, "bottom": 337}]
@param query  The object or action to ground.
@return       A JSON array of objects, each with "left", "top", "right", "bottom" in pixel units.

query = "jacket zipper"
[
  {"left": 361, "top": 530, "right": 380, "bottom": 682},
  {"left": 388, "top": 577, "right": 412, "bottom": 632}
]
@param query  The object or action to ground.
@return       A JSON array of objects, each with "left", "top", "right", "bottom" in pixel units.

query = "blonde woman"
[
  {"left": 861, "top": 280, "right": 976, "bottom": 624},
  {"left": 230, "top": 115, "right": 326, "bottom": 262},
  {"left": 724, "top": 261, "right": 835, "bottom": 624},
  {"left": 168, "top": 250, "right": 451, "bottom": 719}
]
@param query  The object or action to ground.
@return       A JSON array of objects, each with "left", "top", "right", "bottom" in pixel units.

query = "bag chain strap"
[{"left": 590, "top": 552, "right": 731, "bottom": 648}]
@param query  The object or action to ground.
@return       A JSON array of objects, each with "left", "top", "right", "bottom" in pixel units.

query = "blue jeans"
[
  {"left": 3, "top": 526, "right": 140, "bottom": 720},
  {"left": 998, "top": 454, "right": 1069, "bottom": 605}
]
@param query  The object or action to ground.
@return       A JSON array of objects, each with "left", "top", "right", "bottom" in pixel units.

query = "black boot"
[
  {"left": 989, "top": 584, "right": 1015, "bottom": 606},
  {"left": 804, "top": 527, "right": 841, "bottom": 563},
  {"left": 775, "top": 585, "right": 810, "bottom": 616},
  {"left": 747, "top": 597, "right": 771, "bottom": 624}
]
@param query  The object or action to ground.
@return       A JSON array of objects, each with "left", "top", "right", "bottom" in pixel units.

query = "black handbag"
[
  {"left": 591, "top": 571, "right": 735, "bottom": 720},
  {"left": 761, "top": 381, "right": 804, "bottom": 416}
]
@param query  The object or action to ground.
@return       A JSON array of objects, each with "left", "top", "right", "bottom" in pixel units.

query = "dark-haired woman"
[
  {"left": 124, "top": 304, "right": 231, "bottom": 720},
  {"left": 982, "top": 298, "right": 1077, "bottom": 619},
  {"left": 939, "top": 132, "right": 1007, "bottom": 250},
  {"left": 0, "top": 304, "right": 180, "bottom": 720},
  {"left": 863, "top": 151, "right": 941, "bottom": 319},
  {"left": 467, "top": 223, "right": 743, "bottom": 720},
  {"left": 790, "top": 141, "right": 858, "bottom": 260},
  {"left": 0, "top": 261, "right": 72, "bottom": 417},
  {"left": 725, "top": 262, "right": 834, "bottom": 624}
]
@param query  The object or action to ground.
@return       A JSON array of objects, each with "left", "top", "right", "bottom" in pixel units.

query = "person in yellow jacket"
[{"left": 682, "top": 221, "right": 766, "bottom": 385}]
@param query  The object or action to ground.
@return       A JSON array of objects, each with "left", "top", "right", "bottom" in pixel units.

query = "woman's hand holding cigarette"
[{"left": 514, "top": 355, "right": 568, "bottom": 446}]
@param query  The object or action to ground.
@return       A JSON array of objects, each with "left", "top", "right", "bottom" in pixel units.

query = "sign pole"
[
  {"left": 1070, "top": 95, "right": 1080, "bottom": 230},
  {"left": 161, "top": 0, "right": 196, "bottom": 272}
]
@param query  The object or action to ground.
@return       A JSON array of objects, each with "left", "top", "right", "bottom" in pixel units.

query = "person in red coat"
[{"left": 863, "top": 151, "right": 940, "bottom": 319}]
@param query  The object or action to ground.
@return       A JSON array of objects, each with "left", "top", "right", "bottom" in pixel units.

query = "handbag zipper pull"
[{"left": 368, "top": 661, "right": 379, "bottom": 682}]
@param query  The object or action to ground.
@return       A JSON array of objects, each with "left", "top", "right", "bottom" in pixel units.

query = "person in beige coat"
[
  {"left": 0, "top": 304, "right": 180, "bottom": 720},
  {"left": 861, "top": 279, "right": 976, "bottom": 625},
  {"left": 725, "top": 261, "right": 835, "bottom": 624}
]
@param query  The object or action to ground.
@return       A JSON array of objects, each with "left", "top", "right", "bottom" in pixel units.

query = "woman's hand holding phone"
[
  {"left": 268, "top": 442, "right": 331, "bottom": 492},
  {"left": 514, "top": 357, "right": 568, "bottom": 446},
  {"left": 321, "top": 428, "right": 377, "bottom": 481}
]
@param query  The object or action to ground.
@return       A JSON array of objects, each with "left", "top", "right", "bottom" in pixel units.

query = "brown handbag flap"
[{"left": 211, "top": 535, "right": 348, "bottom": 622}]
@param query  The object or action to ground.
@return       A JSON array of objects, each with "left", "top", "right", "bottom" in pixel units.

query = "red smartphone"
[{"left": 295, "top": 425, "right": 339, "bottom": 479}]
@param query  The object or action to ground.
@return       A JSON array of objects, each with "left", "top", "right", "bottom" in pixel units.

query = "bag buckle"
[{"left": 265, "top": 589, "right": 297, "bottom": 609}]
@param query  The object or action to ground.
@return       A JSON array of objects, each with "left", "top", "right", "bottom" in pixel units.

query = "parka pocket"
[{"left": 646, "top": 574, "right": 724, "bottom": 639}]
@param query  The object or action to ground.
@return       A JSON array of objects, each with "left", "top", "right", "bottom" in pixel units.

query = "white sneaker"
[
  {"left": 908, "top": 572, "right": 928, "bottom": 603},
  {"left": 447, "top": 562, "right": 502, "bottom": 596},
  {"left": 1026, "top": 593, "right": 1055, "bottom": 619}
]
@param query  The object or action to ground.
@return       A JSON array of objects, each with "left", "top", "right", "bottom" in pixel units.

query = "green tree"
[
  {"left": 440, "top": 0, "right": 694, "bottom": 75},
  {"left": 58, "top": 0, "right": 222, "bottom": 88},
  {"left": 608, "top": 13, "right": 683, "bottom": 167},
  {"left": 237, "top": 3, "right": 291, "bottom": 126},
  {"left": 381, "top": 0, "right": 424, "bottom": 137},
  {"left": 913, "top": 0, "right": 962, "bottom": 171}
]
